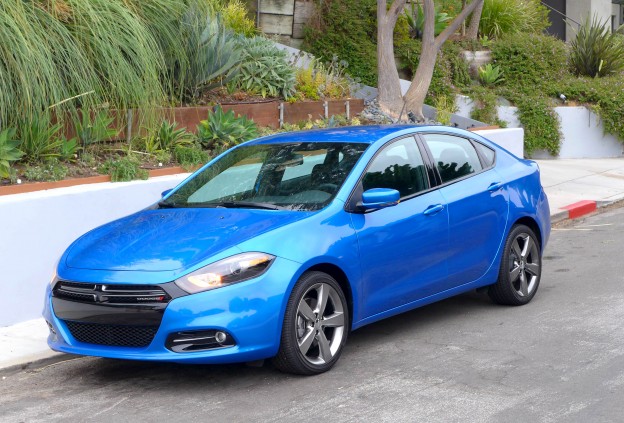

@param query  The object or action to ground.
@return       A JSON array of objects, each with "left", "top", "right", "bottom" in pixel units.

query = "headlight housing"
[{"left": 174, "top": 252, "right": 275, "bottom": 294}]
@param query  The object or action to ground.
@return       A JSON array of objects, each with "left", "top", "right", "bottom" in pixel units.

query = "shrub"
[
  {"left": 303, "top": 0, "right": 377, "bottom": 86},
  {"left": 295, "top": 58, "right": 352, "bottom": 100},
  {"left": 59, "top": 137, "right": 81, "bottom": 162},
  {"left": 174, "top": 145, "right": 210, "bottom": 170},
  {"left": 100, "top": 156, "right": 148, "bottom": 182},
  {"left": 197, "top": 106, "right": 258, "bottom": 150},
  {"left": 139, "top": 121, "right": 195, "bottom": 154},
  {"left": 179, "top": 10, "right": 242, "bottom": 102},
  {"left": 229, "top": 36, "right": 296, "bottom": 98},
  {"left": 396, "top": 39, "right": 471, "bottom": 104},
  {"left": 569, "top": 16, "right": 624, "bottom": 77},
  {"left": 0, "top": 128, "right": 23, "bottom": 179},
  {"left": 73, "top": 110, "right": 117, "bottom": 149},
  {"left": 491, "top": 33, "right": 569, "bottom": 94},
  {"left": 24, "top": 159, "right": 69, "bottom": 182},
  {"left": 221, "top": 0, "right": 257, "bottom": 37},
  {"left": 18, "top": 115, "right": 63, "bottom": 162},
  {"left": 479, "top": 0, "right": 550, "bottom": 39}
]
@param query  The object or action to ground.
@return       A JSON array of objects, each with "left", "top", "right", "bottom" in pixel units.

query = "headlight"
[{"left": 175, "top": 252, "right": 275, "bottom": 294}]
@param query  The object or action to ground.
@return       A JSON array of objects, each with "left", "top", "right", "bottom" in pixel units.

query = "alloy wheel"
[
  {"left": 508, "top": 232, "right": 540, "bottom": 297},
  {"left": 295, "top": 282, "right": 346, "bottom": 365}
]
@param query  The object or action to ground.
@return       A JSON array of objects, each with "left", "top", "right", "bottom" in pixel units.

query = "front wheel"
[
  {"left": 273, "top": 271, "right": 348, "bottom": 375},
  {"left": 489, "top": 224, "right": 542, "bottom": 306}
]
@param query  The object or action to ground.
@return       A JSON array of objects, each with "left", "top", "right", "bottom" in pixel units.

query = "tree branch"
[{"left": 434, "top": 0, "right": 484, "bottom": 48}]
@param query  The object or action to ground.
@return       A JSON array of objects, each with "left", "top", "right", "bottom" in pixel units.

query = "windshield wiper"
[
  {"left": 217, "top": 201, "right": 286, "bottom": 210},
  {"left": 158, "top": 201, "right": 181, "bottom": 209}
]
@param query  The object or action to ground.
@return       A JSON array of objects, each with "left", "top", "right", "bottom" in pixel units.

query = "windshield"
[{"left": 161, "top": 142, "right": 369, "bottom": 211}]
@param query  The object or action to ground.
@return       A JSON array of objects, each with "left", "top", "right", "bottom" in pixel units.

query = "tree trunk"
[
  {"left": 466, "top": 0, "right": 484, "bottom": 39},
  {"left": 403, "top": 0, "right": 484, "bottom": 120},
  {"left": 376, "top": 0, "right": 407, "bottom": 117}
]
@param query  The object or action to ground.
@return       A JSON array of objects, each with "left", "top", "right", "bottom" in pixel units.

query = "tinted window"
[
  {"left": 363, "top": 137, "right": 428, "bottom": 198},
  {"left": 474, "top": 142, "right": 495, "bottom": 167},
  {"left": 423, "top": 134, "right": 483, "bottom": 183}
]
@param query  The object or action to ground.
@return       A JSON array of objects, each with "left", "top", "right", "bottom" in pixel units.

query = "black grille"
[
  {"left": 54, "top": 281, "right": 170, "bottom": 305},
  {"left": 64, "top": 321, "right": 158, "bottom": 347}
]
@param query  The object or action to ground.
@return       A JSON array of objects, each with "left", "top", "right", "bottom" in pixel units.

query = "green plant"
[
  {"left": 174, "top": 145, "right": 210, "bottom": 169},
  {"left": 197, "top": 106, "right": 258, "bottom": 149},
  {"left": 404, "top": 2, "right": 450, "bottom": 39},
  {"left": 295, "top": 57, "right": 352, "bottom": 100},
  {"left": 479, "top": 0, "right": 550, "bottom": 39},
  {"left": 0, "top": 127, "right": 23, "bottom": 179},
  {"left": 478, "top": 64, "right": 505, "bottom": 86},
  {"left": 229, "top": 36, "right": 296, "bottom": 98},
  {"left": 74, "top": 110, "right": 117, "bottom": 149},
  {"left": 433, "top": 95, "right": 458, "bottom": 125},
  {"left": 18, "top": 115, "right": 63, "bottom": 162},
  {"left": 570, "top": 16, "right": 624, "bottom": 77},
  {"left": 479, "top": 35, "right": 492, "bottom": 48},
  {"left": 23, "top": 159, "right": 69, "bottom": 182},
  {"left": 59, "top": 137, "right": 81, "bottom": 162},
  {"left": 0, "top": 0, "right": 176, "bottom": 130},
  {"left": 155, "top": 121, "right": 195, "bottom": 152},
  {"left": 221, "top": 0, "right": 257, "bottom": 37},
  {"left": 303, "top": 0, "right": 378, "bottom": 86},
  {"left": 179, "top": 9, "right": 242, "bottom": 101},
  {"left": 100, "top": 156, "right": 148, "bottom": 182},
  {"left": 492, "top": 33, "right": 569, "bottom": 94}
]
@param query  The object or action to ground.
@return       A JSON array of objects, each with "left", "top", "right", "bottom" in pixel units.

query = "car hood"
[{"left": 65, "top": 208, "right": 311, "bottom": 272}]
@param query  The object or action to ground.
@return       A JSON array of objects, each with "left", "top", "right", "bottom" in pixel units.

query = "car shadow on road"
[{"left": 64, "top": 291, "right": 495, "bottom": 387}]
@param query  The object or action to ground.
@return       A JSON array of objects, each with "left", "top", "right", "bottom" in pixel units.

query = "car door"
[
  {"left": 349, "top": 136, "right": 450, "bottom": 319},
  {"left": 420, "top": 133, "right": 509, "bottom": 287}
]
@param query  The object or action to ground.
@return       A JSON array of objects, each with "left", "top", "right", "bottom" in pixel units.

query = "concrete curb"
[
  {"left": 554, "top": 196, "right": 624, "bottom": 224},
  {"left": 0, "top": 351, "right": 77, "bottom": 377}
]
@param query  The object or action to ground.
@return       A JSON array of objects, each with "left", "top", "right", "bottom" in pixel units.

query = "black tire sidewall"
[{"left": 279, "top": 271, "right": 349, "bottom": 375}]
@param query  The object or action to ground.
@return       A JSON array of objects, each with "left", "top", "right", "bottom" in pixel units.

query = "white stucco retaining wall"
[
  {"left": 0, "top": 174, "right": 189, "bottom": 327},
  {"left": 473, "top": 128, "right": 524, "bottom": 159},
  {"left": 456, "top": 95, "right": 624, "bottom": 159}
]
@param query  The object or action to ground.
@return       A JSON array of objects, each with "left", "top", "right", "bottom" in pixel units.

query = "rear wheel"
[
  {"left": 273, "top": 271, "right": 348, "bottom": 375},
  {"left": 489, "top": 224, "right": 541, "bottom": 305}
]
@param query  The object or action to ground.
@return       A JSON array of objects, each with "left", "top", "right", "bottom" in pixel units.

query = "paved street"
[{"left": 2, "top": 207, "right": 624, "bottom": 422}]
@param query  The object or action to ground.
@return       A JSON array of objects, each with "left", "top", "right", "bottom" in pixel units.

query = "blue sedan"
[{"left": 44, "top": 125, "right": 550, "bottom": 375}]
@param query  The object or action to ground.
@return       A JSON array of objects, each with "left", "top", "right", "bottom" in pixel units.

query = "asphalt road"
[{"left": 2, "top": 207, "right": 624, "bottom": 423}]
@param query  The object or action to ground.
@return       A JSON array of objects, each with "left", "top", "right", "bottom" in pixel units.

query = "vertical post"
[
  {"left": 323, "top": 101, "right": 328, "bottom": 119},
  {"left": 126, "top": 109, "right": 133, "bottom": 143},
  {"left": 345, "top": 101, "right": 350, "bottom": 120},
  {"left": 278, "top": 102, "right": 284, "bottom": 128}
]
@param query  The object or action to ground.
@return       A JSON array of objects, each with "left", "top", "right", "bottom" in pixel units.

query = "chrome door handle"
[{"left": 423, "top": 204, "right": 444, "bottom": 216}]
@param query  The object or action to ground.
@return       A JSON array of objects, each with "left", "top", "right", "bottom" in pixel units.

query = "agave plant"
[
  {"left": 478, "top": 63, "right": 505, "bottom": 86},
  {"left": 0, "top": 127, "right": 23, "bottom": 179},
  {"left": 570, "top": 16, "right": 624, "bottom": 77},
  {"left": 404, "top": 2, "right": 450, "bottom": 39},
  {"left": 180, "top": 9, "right": 242, "bottom": 101},
  {"left": 197, "top": 106, "right": 258, "bottom": 150}
]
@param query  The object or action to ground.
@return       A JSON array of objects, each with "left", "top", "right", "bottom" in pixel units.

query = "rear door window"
[{"left": 423, "top": 134, "right": 483, "bottom": 184}]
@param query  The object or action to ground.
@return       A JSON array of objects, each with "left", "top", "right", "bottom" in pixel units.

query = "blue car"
[{"left": 44, "top": 125, "right": 550, "bottom": 375}]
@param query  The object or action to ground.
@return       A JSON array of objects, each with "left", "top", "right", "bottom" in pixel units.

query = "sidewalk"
[{"left": 3, "top": 157, "right": 624, "bottom": 373}]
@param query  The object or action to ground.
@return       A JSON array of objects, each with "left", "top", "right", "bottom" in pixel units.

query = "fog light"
[
  {"left": 215, "top": 331, "right": 227, "bottom": 344},
  {"left": 46, "top": 321, "right": 56, "bottom": 335},
  {"left": 166, "top": 330, "right": 235, "bottom": 353}
]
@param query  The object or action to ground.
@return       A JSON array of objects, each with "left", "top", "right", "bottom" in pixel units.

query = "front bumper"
[{"left": 43, "top": 257, "right": 300, "bottom": 364}]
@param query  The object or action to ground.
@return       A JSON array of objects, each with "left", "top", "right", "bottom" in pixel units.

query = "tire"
[
  {"left": 489, "top": 224, "right": 542, "bottom": 306},
  {"left": 273, "top": 271, "right": 349, "bottom": 375}
]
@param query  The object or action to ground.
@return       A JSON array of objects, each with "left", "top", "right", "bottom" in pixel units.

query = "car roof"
[{"left": 247, "top": 125, "right": 449, "bottom": 146}]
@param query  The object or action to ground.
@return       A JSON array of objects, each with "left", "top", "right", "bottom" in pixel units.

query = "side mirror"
[
  {"left": 361, "top": 188, "right": 400, "bottom": 210},
  {"left": 161, "top": 188, "right": 173, "bottom": 198}
]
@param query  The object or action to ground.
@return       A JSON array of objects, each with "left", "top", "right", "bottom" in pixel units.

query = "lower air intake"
[{"left": 64, "top": 321, "right": 158, "bottom": 347}]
